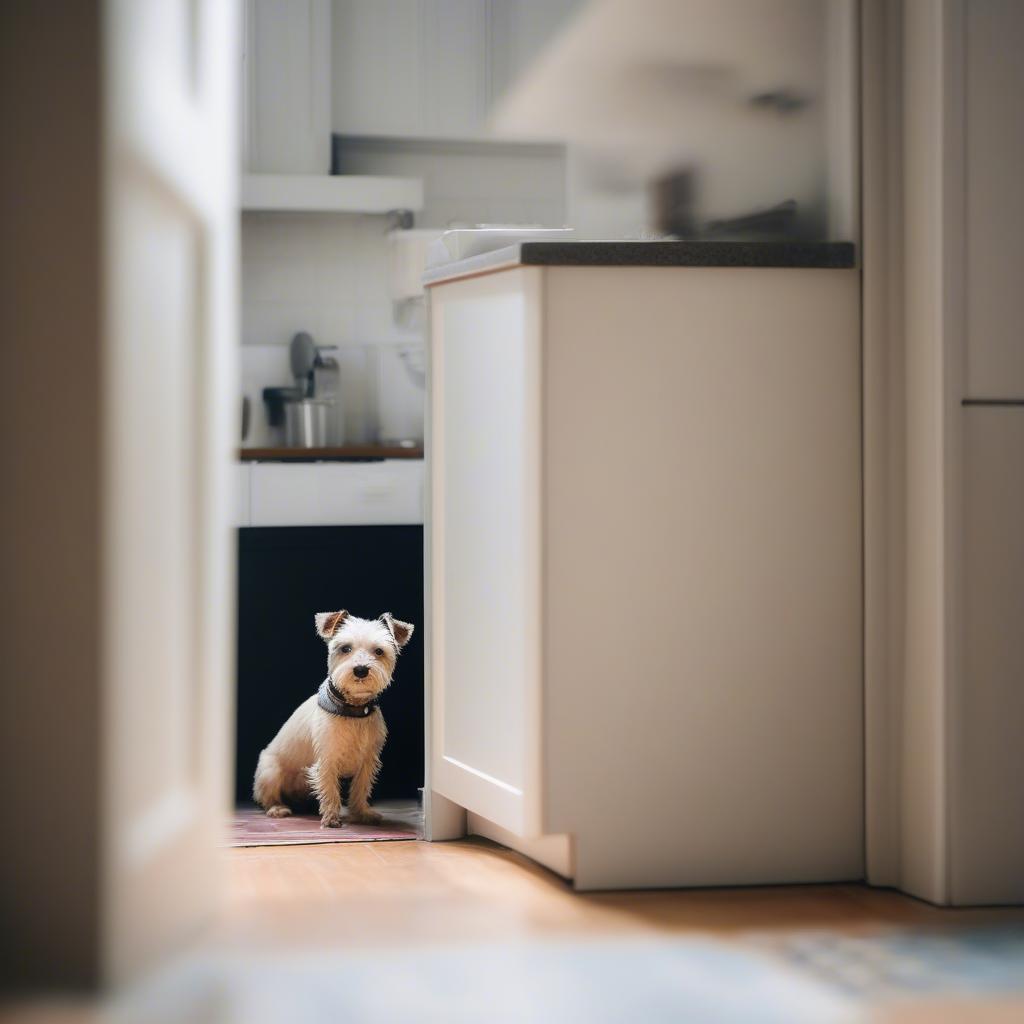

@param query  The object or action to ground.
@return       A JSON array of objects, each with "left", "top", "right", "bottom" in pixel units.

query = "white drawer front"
[
  {"left": 250, "top": 461, "right": 424, "bottom": 527},
  {"left": 233, "top": 464, "right": 252, "bottom": 527}
]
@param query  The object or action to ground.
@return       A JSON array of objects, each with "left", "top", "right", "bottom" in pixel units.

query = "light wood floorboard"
[{"left": 215, "top": 836, "right": 1024, "bottom": 954}]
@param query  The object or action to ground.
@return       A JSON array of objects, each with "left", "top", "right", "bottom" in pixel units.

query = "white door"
[{"left": 101, "top": 0, "right": 238, "bottom": 984}]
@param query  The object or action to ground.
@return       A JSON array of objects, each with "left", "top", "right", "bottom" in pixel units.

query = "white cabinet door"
[
  {"left": 488, "top": 0, "right": 583, "bottom": 107},
  {"left": 333, "top": 0, "right": 486, "bottom": 139},
  {"left": 418, "top": 0, "right": 488, "bottom": 138},
  {"left": 965, "top": 0, "right": 1024, "bottom": 397},
  {"left": 952, "top": 409, "right": 1024, "bottom": 903},
  {"left": 332, "top": 0, "right": 579, "bottom": 140},
  {"left": 331, "top": 0, "right": 422, "bottom": 137},
  {"left": 429, "top": 268, "right": 543, "bottom": 836},
  {"left": 244, "top": 0, "right": 332, "bottom": 172}
]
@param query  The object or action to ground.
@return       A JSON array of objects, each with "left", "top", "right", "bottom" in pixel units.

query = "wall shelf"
[{"left": 241, "top": 174, "right": 423, "bottom": 214}]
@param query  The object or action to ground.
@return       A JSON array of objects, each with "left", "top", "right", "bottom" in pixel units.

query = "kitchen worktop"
[
  {"left": 422, "top": 239, "right": 856, "bottom": 286},
  {"left": 238, "top": 445, "right": 423, "bottom": 462}
]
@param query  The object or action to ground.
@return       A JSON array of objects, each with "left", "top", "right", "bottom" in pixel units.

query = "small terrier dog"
[{"left": 253, "top": 609, "right": 414, "bottom": 827}]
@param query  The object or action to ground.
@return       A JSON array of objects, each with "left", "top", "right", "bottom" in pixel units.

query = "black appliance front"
[{"left": 236, "top": 525, "right": 424, "bottom": 805}]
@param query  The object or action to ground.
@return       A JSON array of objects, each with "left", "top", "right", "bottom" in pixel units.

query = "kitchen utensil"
[
  {"left": 284, "top": 397, "right": 337, "bottom": 448},
  {"left": 262, "top": 385, "right": 305, "bottom": 427},
  {"left": 312, "top": 347, "right": 340, "bottom": 400},
  {"left": 312, "top": 347, "right": 344, "bottom": 446},
  {"left": 289, "top": 331, "right": 318, "bottom": 394}
]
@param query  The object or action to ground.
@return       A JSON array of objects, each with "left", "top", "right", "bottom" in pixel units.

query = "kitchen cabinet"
[
  {"left": 944, "top": 1, "right": 1024, "bottom": 904},
  {"left": 248, "top": 460, "right": 423, "bottom": 527},
  {"left": 234, "top": 463, "right": 252, "bottom": 527},
  {"left": 427, "top": 245, "right": 863, "bottom": 889},
  {"left": 331, "top": 0, "right": 582, "bottom": 140},
  {"left": 952, "top": 408, "right": 1024, "bottom": 903},
  {"left": 243, "top": 0, "right": 332, "bottom": 173},
  {"left": 965, "top": 0, "right": 1024, "bottom": 398},
  {"left": 332, "top": 0, "right": 484, "bottom": 139},
  {"left": 487, "top": 0, "right": 584, "bottom": 109}
]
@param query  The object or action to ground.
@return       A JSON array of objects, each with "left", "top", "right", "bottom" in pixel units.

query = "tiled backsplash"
[
  {"left": 242, "top": 214, "right": 417, "bottom": 349},
  {"left": 242, "top": 341, "right": 423, "bottom": 448},
  {"left": 241, "top": 215, "right": 424, "bottom": 446}
]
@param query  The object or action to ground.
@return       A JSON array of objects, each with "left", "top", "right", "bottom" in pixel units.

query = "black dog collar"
[{"left": 317, "top": 678, "right": 378, "bottom": 718}]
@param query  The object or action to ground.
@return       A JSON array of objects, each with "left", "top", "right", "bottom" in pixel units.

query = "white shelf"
[{"left": 241, "top": 174, "right": 423, "bottom": 213}]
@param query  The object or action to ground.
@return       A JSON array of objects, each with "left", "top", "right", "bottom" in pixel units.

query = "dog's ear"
[
  {"left": 380, "top": 613, "right": 415, "bottom": 649},
  {"left": 315, "top": 610, "right": 349, "bottom": 639}
]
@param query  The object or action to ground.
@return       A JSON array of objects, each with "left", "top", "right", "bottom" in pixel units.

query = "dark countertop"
[
  {"left": 423, "top": 240, "right": 856, "bottom": 286},
  {"left": 238, "top": 445, "right": 423, "bottom": 462}
]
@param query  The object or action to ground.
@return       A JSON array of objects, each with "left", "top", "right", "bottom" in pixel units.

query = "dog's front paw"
[
  {"left": 265, "top": 805, "right": 292, "bottom": 818},
  {"left": 349, "top": 808, "right": 383, "bottom": 825},
  {"left": 320, "top": 812, "right": 345, "bottom": 829}
]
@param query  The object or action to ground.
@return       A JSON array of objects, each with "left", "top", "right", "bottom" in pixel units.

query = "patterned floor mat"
[{"left": 228, "top": 801, "right": 421, "bottom": 847}]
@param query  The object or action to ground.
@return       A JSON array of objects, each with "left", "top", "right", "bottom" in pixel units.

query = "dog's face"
[{"left": 315, "top": 610, "right": 414, "bottom": 704}]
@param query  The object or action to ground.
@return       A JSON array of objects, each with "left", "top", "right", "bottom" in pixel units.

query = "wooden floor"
[
  {"left": 8, "top": 839, "right": 1023, "bottom": 1023},
  {"left": 208, "top": 837, "right": 1024, "bottom": 1021},
  {"left": 217, "top": 834, "right": 1024, "bottom": 955}
]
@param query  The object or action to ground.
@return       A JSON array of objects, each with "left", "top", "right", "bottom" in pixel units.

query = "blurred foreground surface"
[{"left": 5, "top": 837, "right": 1024, "bottom": 1023}]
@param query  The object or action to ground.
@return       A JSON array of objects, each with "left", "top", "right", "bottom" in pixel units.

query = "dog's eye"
[
  {"left": 374, "top": 647, "right": 384, "bottom": 657},
  {"left": 339, "top": 644, "right": 352, "bottom": 654}
]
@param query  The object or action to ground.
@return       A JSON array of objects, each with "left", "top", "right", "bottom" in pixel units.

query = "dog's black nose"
[{"left": 353, "top": 665, "right": 370, "bottom": 679}]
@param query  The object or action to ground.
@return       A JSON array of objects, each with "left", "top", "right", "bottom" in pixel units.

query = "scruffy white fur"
[{"left": 253, "top": 610, "right": 414, "bottom": 827}]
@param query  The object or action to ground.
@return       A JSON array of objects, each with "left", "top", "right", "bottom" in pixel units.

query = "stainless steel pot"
[{"left": 284, "top": 398, "right": 336, "bottom": 448}]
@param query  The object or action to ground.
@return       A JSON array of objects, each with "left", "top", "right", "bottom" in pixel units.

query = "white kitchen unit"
[
  {"left": 244, "top": 460, "right": 424, "bottom": 527},
  {"left": 426, "top": 241, "right": 862, "bottom": 890},
  {"left": 953, "top": 409, "right": 1024, "bottom": 903},
  {"left": 947, "top": 0, "right": 1024, "bottom": 904},
  {"left": 243, "top": 0, "right": 332, "bottom": 173},
  {"left": 331, "top": 0, "right": 583, "bottom": 140},
  {"left": 233, "top": 460, "right": 425, "bottom": 528},
  {"left": 234, "top": 463, "right": 253, "bottom": 528},
  {"left": 241, "top": 2, "right": 424, "bottom": 208},
  {"left": 964, "top": 0, "right": 1024, "bottom": 398}
]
